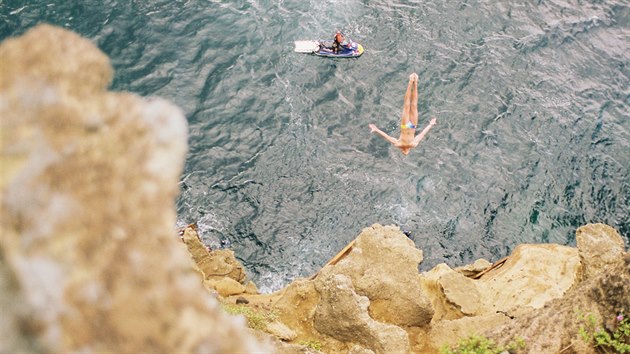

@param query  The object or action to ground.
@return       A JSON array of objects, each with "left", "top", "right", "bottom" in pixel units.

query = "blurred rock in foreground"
[{"left": 0, "top": 24, "right": 268, "bottom": 353}]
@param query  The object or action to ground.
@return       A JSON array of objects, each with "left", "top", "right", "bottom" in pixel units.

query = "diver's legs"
[
  {"left": 401, "top": 75, "right": 414, "bottom": 125},
  {"left": 410, "top": 73, "right": 419, "bottom": 126}
]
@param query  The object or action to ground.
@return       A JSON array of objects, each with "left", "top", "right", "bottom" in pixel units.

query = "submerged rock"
[{"left": 0, "top": 24, "right": 266, "bottom": 353}]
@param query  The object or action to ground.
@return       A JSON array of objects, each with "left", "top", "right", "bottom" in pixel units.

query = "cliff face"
[
  {"left": 486, "top": 224, "right": 629, "bottom": 354},
  {"left": 188, "top": 222, "right": 627, "bottom": 354},
  {"left": 0, "top": 24, "right": 268, "bottom": 353}
]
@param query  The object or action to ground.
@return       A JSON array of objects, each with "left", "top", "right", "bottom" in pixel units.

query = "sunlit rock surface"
[
  {"left": 576, "top": 223, "right": 626, "bottom": 280},
  {"left": 186, "top": 223, "right": 626, "bottom": 354},
  {"left": 0, "top": 24, "right": 267, "bottom": 353},
  {"left": 319, "top": 224, "right": 434, "bottom": 328},
  {"left": 488, "top": 224, "right": 629, "bottom": 353},
  {"left": 422, "top": 243, "right": 580, "bottom": 323}
]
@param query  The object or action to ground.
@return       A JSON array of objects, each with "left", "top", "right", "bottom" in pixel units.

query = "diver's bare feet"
[{"left": 409, "top": 73, "right": 418, "bottom": 83}]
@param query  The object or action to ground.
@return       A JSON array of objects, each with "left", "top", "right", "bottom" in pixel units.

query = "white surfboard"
[{"left": 294, "top": 40, "right": 320, "bottom": 53}]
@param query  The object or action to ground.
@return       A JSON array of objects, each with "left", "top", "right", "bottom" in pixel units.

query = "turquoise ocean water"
[{"left": 2, "top": 0, "right": 628, "bottom": 292}]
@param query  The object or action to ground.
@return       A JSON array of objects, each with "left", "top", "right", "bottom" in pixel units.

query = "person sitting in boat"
[{"left": 332, "top": 31, "right": 345, "bottom": 53}]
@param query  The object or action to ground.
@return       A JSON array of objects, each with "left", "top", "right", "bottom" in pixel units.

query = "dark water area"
[{"left": 2, "top": 0, "right": 628, "bottom": 292}]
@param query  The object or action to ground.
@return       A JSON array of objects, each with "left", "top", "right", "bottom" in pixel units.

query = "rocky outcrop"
[
  {"left": 179, "top": 221, "right": 627, "bottom": 354},
  {"left": 486, "top": 224, "right": 629, "bottom": 354},
  {"left": 576, "top": 223, "right": 626, "bottom": 280},
  {"left": 304, "top": 224, "right": 435, "bottom": 353},
  {"left": 210, "top": 224, "right": 626, "bottom": 354},
  {"left": 182, "top": 226, "right": 248, "bottom": 284},
  {"left": 422, "top": 243, "right": 581, "bottom": 324},
  {"left": 313, "top": 273, "right": 410, "bottom": 354},
  {"left": 181, "top": 226, "right": 254, "bottom": 297},
  {"left": 0, "top": 24, "right": 267, "bottom": 353},
  {"left": 453, "top": 258, "right": 492, "bottom": 277},
  {"left": 273, "top": 279, "right": 321, "bottom": 340},
  {"left": 427, "top": 312, "right": 510, "bottom": 351},
  {"left": 317, "top": 224, "right": 434, "bottom": 328},
  {"left": 183, "top": 224, "right": 432, "bottom": 353}
]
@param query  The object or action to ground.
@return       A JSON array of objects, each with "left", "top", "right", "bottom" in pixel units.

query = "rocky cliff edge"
[{"left": 184, "top": 221, "right": 627, "bottom": 354}]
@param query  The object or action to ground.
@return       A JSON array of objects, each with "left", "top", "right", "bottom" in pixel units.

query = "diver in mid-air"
[{"left": 368, "top": 73, "right": 437, "bottom": 155}]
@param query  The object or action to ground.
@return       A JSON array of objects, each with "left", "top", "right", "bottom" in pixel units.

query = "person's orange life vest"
[{"left": 335, "top": 33, "right": 343, "bottom": 44}]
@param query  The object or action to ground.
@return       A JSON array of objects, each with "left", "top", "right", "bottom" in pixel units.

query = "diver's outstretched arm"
[
  {"left": 369, "top": 124, "right": 399, "bottom": 146},
  {"left": 412, "top": 118, "right": 437, "bottom": 147}
]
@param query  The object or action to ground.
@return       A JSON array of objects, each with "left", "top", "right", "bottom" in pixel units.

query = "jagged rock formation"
[
  {"left": 183, "top": 224, "right": 434, "bottom": 353},
  {"left": 0, "top": 24, "right": 268, "bottom": 353},
  {"left": 576, "top": 223, "right": 626, "bottom": 280},
  {"left": 314, "top": 273, "right": 410, "bottom": 354},
  {"left": 486, "top": 223, "right": 629, "bottom": 354},
  {"left": 184, "top": 223, "right": 627, "bottom": 354},
  {"left": 181, "top": 226, "right": 257, "bottom": 297},
  {"left": 422, "top": 243, "right": 580, "bottom": 319},
  {"left": 317, "top": 225, "right": 434, "bottom": 328}
]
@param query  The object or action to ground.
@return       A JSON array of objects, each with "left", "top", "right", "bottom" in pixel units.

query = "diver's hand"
[
  {"left": 369, "top": 124, "right": 378, "bottom": 133},
  {"left": 429, "top": 117, "right": 437, "bottom": 126}
]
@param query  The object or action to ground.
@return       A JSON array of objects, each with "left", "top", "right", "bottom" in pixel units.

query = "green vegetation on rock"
[
  {"left": 440, "top": 334, "right": 526, "bottom": 354},
  {"left": 298, "top": 339, "right": 322, "bottom": 351},
  {"left": 221, "top": 303, "right": 278, "bottom": 330},
  {"left": 578, "top": 312, "right": 630, "bottom": 353}
]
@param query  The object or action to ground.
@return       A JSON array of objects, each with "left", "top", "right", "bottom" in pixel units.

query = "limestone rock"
[
  {"left": 0, "top": 24, "right": 267, "bottom": 353},
  {"left": 323, "top": 224, "right": 434, "bottom": 327},
  {"left": 266, "top": 321, "right": 298, "bottom": 341},
  {"left": 421, "top": 264, "right": 483, "bottom": 320},
  {"left": 251, "top": 330, "right": 324, "bottom": 354},
  {"left": 422, "top": 243, "right": 580, "bottom": 325},
  {"left": 206, "top": 249, "right": 247, "bottom": 282},
  {"left": 245, "top": 280, "right": 259, "bottom": 294},
  {"left": 313, "top": 273, "right": 410, "bottom": 354},
  {"left": 208, "top": 277, "right": 246, "bottom": 297},
  {"left": 349, "top": 344, "right": 376, "bottom": 354},
  {"left": 181, "top": 227, "right": 247, "bottom": 283},
  {"left": 0, "top": 24, "right": 111, "bottom": 98},
  {"left": 427, "top": 312, "right": 510, "bottom": 349},
  {"left": 271, "top": 279, "right": 321, "bottom": 342},
  {"left": 454, "top": 258, "right": 492, "bottom": 277},
  {"left": 0, "top": 253, "right": 42, "bottom": 353},
  {"left": 487, "top": 245, "right": 630, "bottom": 354},
  {"left": 576, "top": 223, "right": 626, "bottom": 280},
  {"left": 478, "top": 244, "right": 580, "bottom": 313}
]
